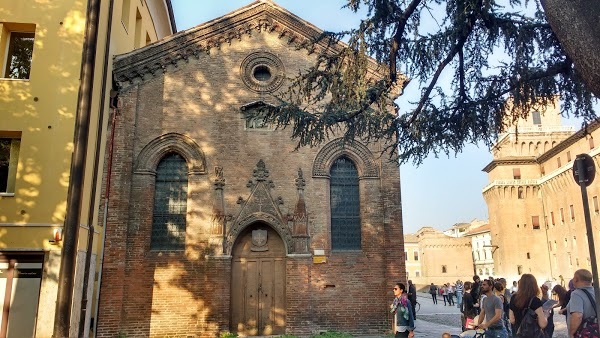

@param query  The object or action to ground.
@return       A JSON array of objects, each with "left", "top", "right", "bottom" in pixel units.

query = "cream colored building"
[
  {"left": 463, "top": 224, "right": 495, "bottom": 277},
  {"left": 0, "top": 1, "right": 174, "bottom": 337},
  {"left": 483, "top": 98, "right": 600, "bottom": 284},
  {"left": 404, "top": 227, "right": 474, "bottom": 287}
]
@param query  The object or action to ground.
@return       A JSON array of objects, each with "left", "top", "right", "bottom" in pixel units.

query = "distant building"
[
  {"left": 463, "top": 224, "right": 494, "bottom": 277},
  {"left": 404, "top": 225, "right": 476, "bottom": 287},
  {"left": 483, "top": 97, "right": 600, "bottom": 284},
  {"left": 443, "top": 219, "right": 487, "bottom": 238}
]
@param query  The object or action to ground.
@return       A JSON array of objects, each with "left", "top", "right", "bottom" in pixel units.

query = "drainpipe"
[
  {"left": 92, "top": 96, "right": 120, "bottom": 337},
  {"left": 79, "top": 0, "right": 116, "bottom": 335},
  {"left": 53, "top": 0, "right": 101, "bottom": 336}
]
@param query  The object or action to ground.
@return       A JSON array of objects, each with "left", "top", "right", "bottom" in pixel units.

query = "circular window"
[
  {"left": 253, "top": 65, "right": 272, "bottom": 82},
  {"left": 240, "top": 52, "right": 285, "bottom": 93}
]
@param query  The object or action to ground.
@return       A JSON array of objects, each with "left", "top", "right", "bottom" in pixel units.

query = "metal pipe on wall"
[{"left": 53, "top": 0, "right": 102, "bottom": 336}]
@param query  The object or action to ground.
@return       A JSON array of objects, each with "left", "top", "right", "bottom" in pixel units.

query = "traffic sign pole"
[{"left": 574, "top": 154, "right": 600, "bottom": 312}]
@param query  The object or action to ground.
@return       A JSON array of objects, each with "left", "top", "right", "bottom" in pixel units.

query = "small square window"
[
  {"left": 415, "top": 271, "right": 420, "bottom": 277},
  {"left": 532, "top": 216, "right": 540, "bottom": 229},
  {"left": 557, "top": 157, "right": 562, "bottom": 167},
  {"left": 1, "top": 24, "right": 36, "bottom": 79},
  {"left": 413, "top": 251, "right": 419, "bottom": 261},
  {"left": 532, "top": 111, "right": 542, "bottom": 125},
  {"left": 513, "top": 168, "right": 521, "bottom": 179},
  {"left": 567, "top": 151, "right": 572, "bottom": 162}
]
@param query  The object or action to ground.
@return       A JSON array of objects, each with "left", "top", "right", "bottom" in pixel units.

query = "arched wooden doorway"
[{"left": 231, "top": 222, "right": 286, "bottom": 336}]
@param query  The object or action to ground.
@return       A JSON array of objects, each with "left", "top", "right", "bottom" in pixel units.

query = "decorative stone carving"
[
  {"left": 211, "top": 166, "right": 226, "bottom": 236},
  {"left": 226, "top": 160, "right": 294, "bottom": 255},
  {"left": 134, "top": 133, "right": 206, "bottom": 175},
  {"left": 312, "top": 138, "right": 379, "bottom": 178},
  {"left": 240, "top": 51, "right": 285, "bottom": 93}
]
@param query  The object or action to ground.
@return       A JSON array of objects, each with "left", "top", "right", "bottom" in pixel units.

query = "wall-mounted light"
[{"left": 51, "top": 228, "right": 63, "bottom": 243}]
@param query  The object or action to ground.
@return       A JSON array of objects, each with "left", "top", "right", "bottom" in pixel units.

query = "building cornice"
[
  {"left": 482, "top": 157, "right": 537, "bottom": 173},
  {"left": 537, "top": 119, "right": 600, "bottom": 162},
  {"left": 113, "top": 1, "right": 407, "bottom": 91}
]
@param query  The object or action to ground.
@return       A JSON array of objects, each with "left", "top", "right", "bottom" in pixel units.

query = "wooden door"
[{"left": 231, "top": 224, "right": 285, "bottom": 336}]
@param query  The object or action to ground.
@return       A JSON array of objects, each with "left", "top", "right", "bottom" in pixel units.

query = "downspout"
[
  {"left": 92, "top": 97, "right": 119, "bottom": 338},
  {"left": 79, "top": 0, "right": 116, "bottom": 336},
  {"left": 53, "top": 0, "right": 101, "bottom": 336}
]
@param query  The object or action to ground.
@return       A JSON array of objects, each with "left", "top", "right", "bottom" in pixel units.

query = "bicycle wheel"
[{"left": 415, "top": 302, "right": 420, "bottom": 313}]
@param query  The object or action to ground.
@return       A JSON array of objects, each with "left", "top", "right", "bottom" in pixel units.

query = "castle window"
[
  {"left": 557, "top": 157, "right": 562, "bottom": 168},
  {"left": 517, "top": 265, "right": 523, "bottom": 275},
  {"left": 527, "top": 252, "right": 531, "bottom": 259},
  {"left": 330, "top": 156, "right": 360, "bottom": 250},
  {"left": 532, "top": 111, "right": 542, "bottom": 125},
  {"left": 590, "top": 137, "right": 595, "bottom": 150},
  {"left": 567, "top": 151, "right": 572, "bottom": 162},
  {"left": 551, "top": 211, "right": 555, "bottom": 225},
  {"left": 518, "top": 187, "right": 524, "bottom": 199},
  {"left": 570, "top": 204, "right": 575, "bottom": 221},
  {"left": 405, "top": 251, "right": 408, "bottom": 261},
  {"left": 513, "top": 168, "right": 521, "bottom": 179},
  {"left": 593, "top": 196, "right": 599, "bottom": 214},
  {"left": 413, "top": 251, "right": 419, "bottom": 261},
  {"left": 151, "top": 153, "right": 188, "bottom": 250},
  {"left": 532, "top": 216, "right": 540, "bottom": 229},
  {"left": 2, "top": 24, "right": 35, "bottom": 79},
  {"left": 560, "top": 208, "right": 565, "bottom": 223},
  {"left": 442, "top": 265, "right": 447, "bottom": 273}
]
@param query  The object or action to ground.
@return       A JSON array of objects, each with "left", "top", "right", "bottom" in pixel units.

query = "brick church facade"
[{"left": 97, "top": 2, "right": 406, "bottom": 337}]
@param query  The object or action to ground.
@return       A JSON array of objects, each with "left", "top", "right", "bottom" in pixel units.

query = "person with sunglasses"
[{"left": 391, "top": 283, "right": 415, "bottom": 338}]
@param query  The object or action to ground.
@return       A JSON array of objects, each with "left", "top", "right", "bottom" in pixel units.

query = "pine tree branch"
[{"left": 389, "top": 0, "right": 423, "bottom": 83}]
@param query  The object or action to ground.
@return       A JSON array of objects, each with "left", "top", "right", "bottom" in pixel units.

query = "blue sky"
[{"left": 169, "top": 0, "right": 492, "bottom": 233}]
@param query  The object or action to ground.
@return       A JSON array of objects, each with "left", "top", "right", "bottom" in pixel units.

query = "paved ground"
[{"left": 408, "top": 292, "right": 568, "bottom": 337}]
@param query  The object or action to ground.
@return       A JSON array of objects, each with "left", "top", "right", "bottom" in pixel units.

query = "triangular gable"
[{"left": 112, "top": 0, "right": 405, "bottom": 91}]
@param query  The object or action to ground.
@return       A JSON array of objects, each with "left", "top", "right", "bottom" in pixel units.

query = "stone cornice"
[
  {"left": 536, "top": 119, "right": 600, "bottom": 162},
  {"left": 482, "top": 157, "right": 537, "bottom": 173},
  {"left": 113, "top": 1, "right": 406, "bottom": 92}
]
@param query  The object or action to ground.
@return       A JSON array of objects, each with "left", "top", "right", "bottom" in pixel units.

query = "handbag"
[{"left": 574, "top": 289, "right": 599, "bottom": 338}]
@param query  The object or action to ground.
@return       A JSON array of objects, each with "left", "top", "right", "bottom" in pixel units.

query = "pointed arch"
[
  {"left": 134, "top": 133, "right": 206, "bottom": 175},
  {"left": 312, "top": 138, "right": 379, "bottom": 178},
  {"left": 225, "top": 212, "right": 294, "bottom": 255}
]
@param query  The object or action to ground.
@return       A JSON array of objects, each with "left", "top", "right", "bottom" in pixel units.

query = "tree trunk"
[{"left": 541, "top": 0, "right": 600, "bottom": 97}]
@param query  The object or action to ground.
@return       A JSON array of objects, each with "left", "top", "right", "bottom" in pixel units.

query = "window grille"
[
  {"left": 330, "top": 157, "right": 360, "bottom": 250},
  {"left": 151, "top": 153, "right": 188, "bottom": 250}
]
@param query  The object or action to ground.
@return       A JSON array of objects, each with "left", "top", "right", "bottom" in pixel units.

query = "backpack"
[
  {"left": 516, "top": 298, "right": 547, "bottom": 338},
  {"left": 574, "top": 289, "right": 599, "bottom": 338}
]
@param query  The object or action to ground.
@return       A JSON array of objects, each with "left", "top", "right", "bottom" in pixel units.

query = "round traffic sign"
[{"left": 573, "top": 154, "right": 596, "bottom": 187}]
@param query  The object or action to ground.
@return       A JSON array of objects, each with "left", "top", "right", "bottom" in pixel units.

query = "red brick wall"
[{"left": 97, "top": 30, "right": 406, "bottom": 337}]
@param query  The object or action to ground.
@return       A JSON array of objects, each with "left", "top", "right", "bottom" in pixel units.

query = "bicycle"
[{"left": 414, "top": 301, "right": 420, "bottom": 313}]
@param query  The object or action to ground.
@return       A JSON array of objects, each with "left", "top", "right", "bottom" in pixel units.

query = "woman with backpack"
[{"left": 508, "top": 274, "right": 547, "bottom": 337}]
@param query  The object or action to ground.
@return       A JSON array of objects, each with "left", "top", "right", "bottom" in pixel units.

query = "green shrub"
[
  {"left": 219, "top": 331, "right": 238, "bottom": 338},
  {"left": 310, "top": 331, "right": 352, "bottom": 338}
]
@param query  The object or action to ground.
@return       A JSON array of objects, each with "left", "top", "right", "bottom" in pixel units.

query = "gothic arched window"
[
  {"left": 330, "top": 156, "right": 360, "bottom": 250},
  {"left": 151, "top": 153, "right": 188, "bottom": 250}
]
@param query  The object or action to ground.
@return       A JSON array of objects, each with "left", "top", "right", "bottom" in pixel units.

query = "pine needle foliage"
[{"left": 258, "top": 0, "right": 597, "bottom": 164}]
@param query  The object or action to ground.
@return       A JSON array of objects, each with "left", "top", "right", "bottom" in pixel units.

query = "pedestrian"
[
  {"left": 540, "top": 284, "right": 554, "bottom": 337},
  {"left": 391, "top": 282, "right": 415, "bottom": 338},
  {"left": 476, "top": 278, "right": 508, "bottom": 337},
  {"left": 508, "top": 274, "right": 547, "bottom": 336},
  {"left": 408, "top": 280, "right": 417, "bottom": 319},
  {"left": 552, "top": 284, "right": 568, "bottom": 316},
  {"left": 456, "top": 280, "right": 464, "bottom": 309},
  {"left": 566, "top": 269, "right": 596, "bottom": 338},
  {"left": 447, "top": 283, "right": 455, "bottom": 306},
  {"left": 441, "top": 284, "right": 448, "bottom": 306},
  {"left": 429, "top": 283, "right": 438, "bottom": 304},
  {"left": 472, "top": 275, "right": 482, "bottom": 314},
  {"left": 510, "top": 280, "right": 518, "bottom": 295},
  {"left": 494, "top": 281, "right": 511, "bottom": 336},
  {"left": 462, "top": 281, "right": 477, "bottom": 331}
]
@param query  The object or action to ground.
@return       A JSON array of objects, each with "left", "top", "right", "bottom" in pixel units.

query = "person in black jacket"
[
  {"left": 471, "top": 275, "right": 481, "bottom": 314},
  {"left": 407, "top": 280, "right": 417, "bottom": 319}
]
